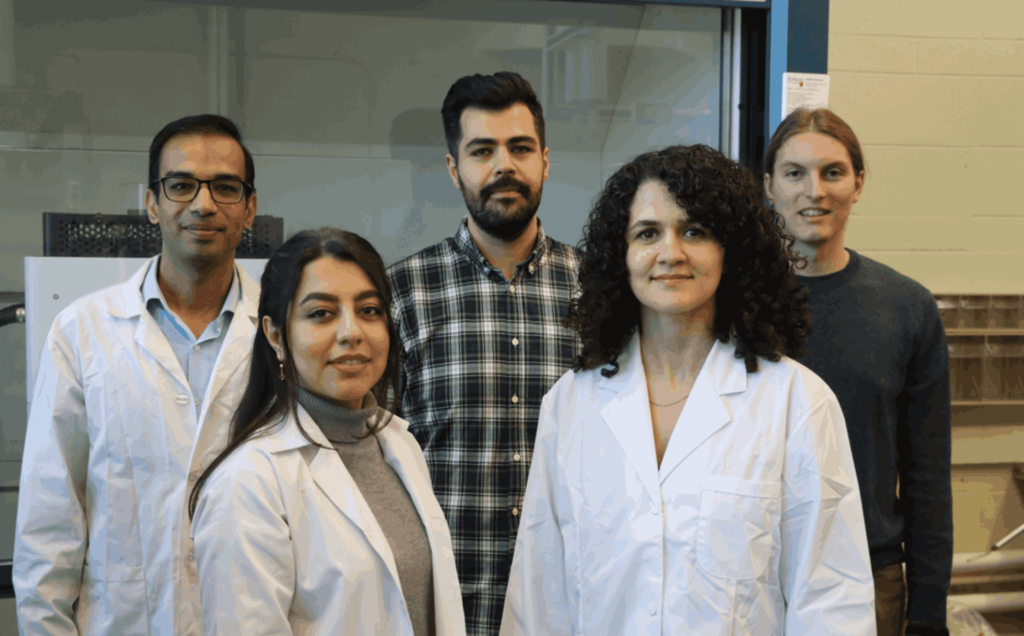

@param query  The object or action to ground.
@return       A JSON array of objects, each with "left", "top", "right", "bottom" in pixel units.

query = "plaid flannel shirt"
[{"left": 387, "top": 218, "right": 581, "bottom": 636}]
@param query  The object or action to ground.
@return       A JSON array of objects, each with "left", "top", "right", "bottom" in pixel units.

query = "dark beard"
[{"left": 460, "top": 174, "right": 542, "bottom": 241}]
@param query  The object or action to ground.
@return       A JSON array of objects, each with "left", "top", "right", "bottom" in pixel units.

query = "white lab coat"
[
  {"left": 15, "top": 257, "right": 260, "bottom": 636},
  {"left": 501, "top": 333, "right": 876, "bottom": 636},
  {"left": 190, "top": 405, "right": 467, "bottom": 636}
]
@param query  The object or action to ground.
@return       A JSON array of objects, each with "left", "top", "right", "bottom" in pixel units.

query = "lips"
[
  {"left": 482, "top": 178, "right": 530, "bottom": 200},
  {"left": 331, "top": 355, "right": 370, "bottom": 365}
]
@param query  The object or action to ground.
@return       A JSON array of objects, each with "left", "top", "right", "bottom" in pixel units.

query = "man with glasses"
[{"left": 15, "top": 115, "right": 261, "bottom": 636}]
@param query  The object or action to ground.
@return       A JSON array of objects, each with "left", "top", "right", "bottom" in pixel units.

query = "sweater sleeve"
[{"left": 897, "top": 299, "right": 953, "bottom": 626}]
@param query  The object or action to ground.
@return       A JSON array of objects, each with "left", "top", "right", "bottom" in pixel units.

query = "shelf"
[
  {"left": 948, "top": 330, "right": 1024, "bottom": 336},
  {"left": 954, "top": 401, "right": 1024, "bottom": 406}
]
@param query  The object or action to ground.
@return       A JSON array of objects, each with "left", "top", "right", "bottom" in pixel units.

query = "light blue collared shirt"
[{"left": 141, "top": 257, "right": 241, "bottom": 417}]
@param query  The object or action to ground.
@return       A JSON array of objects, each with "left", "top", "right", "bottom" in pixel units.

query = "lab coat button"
[
  {"left": 176, "top": 394, "right": 189, "bottom": 406},
  {"left": 647, "top": 603, "right": 657, "bottom": 616},
  {"left": 193, "top": 344, "right": 200, "bottom": 352}
]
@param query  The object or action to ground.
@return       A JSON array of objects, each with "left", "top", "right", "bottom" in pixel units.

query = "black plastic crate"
[{"left": 43, "top": 212, "right": 283, "bottom": 258}]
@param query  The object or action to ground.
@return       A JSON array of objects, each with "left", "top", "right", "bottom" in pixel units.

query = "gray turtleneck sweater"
[{"left": 298, "top": 389, "right": 436, "bottom": 636}]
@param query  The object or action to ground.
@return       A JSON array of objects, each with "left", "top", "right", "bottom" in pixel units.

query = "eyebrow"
[
  {"left": 627, "top": 219, "right": 665, "bottom": 235},
  {"left": 162, "top": 170, "right": 245, "bottom": 181},
  {"left": 464, "top": 135, "right": 538, "bottom": 149},
  {"left": 780, "top": 159, "right": 848, "bottom": 170},
  {"left": 298, "top": 290, "right": 381, "bottom": 305}
]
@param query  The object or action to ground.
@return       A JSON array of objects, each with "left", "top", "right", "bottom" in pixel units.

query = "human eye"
[
  {"left": 306, "top": 308, "right": 332, "bottom": 321},
  {"left": 166, "top": 178, "right": 197, "bottom": 194},
  {"left": 684, "top": 225, "right": 708, "bottom": 239},
  {"left": 360, "top": 304, "right": 384, "bottom": 318},
  {"left": 825, "top": 167, "right": 845, "bottom": 179},
  {"left": 470, "top": 147, "right": 492, "bottom": 157},
  {"left": 784, "top": 168, "right": 802, "bottom": 179},
  {"left": 512, "top": 144, "right": 533, "bottom": 154},
  {"left": 633, "top": 227, "right": 658, "bottom": 242},
  {"left": 213, "top": 180, "right": 243, "bottom": 195}
]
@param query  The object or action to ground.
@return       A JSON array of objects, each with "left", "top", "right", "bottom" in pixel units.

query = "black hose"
[{"left": 0, "top": 303, "right": 25, "bottom": 328}]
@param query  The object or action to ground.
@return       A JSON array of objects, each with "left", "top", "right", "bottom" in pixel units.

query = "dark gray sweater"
[
  {"left": 796, "top": 249, "right": 952, "bottom": 626},
  {"left": 298, "top": 389, "right": 436, "bottom": 636}
]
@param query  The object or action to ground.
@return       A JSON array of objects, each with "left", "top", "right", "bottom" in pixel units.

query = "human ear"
[
  {"left": 243, "top": 193, "right": 258, "bottom": 229},
  {"left": 145, "top": 188, "right": 160, "bottom": 225},
  {"left": 262, "top": 315, "right": 285, "bottom": 362},
  {"left": 763, "top": 173, "right": 775, "bottom": 207},
  {"left": 446, "top": 154, "right": 461, "bottom": 190},
  {"left": 852, "top": 170, "right": 866, "bottom": 204}
]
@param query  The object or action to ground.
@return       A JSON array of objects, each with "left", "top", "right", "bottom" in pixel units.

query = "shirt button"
[
  {"left": 513, "top": 453, "right": 521, "bottom": 461},
  {"left": 176, "top": 394, "right": 189, "bottom": 406},
  {"left": 193, "top": 344, "right": 200, "bottom": 352},
  {"left": 647, "top": 603, "right": 657, "bottom": 616},
  {"left": 187, "top": 553, "right": 196, "bottom": 564},
  {"left": 512, "top": 337, "right": 519, "bottom": 346},
  {"left": 512, "top": 507, "right": 519, "bottom": 517},
  {"left": 188, "top": 472, "right": 198, "bottom": 484},
  {"left": 509, "top": 284, "right": 516, "bottom": 294},
  {"left": 511, "top": 395, "right": 519, "bottom": 404},
  {"left": 528, "top": 264, "right": 535, "bottom": 274}
]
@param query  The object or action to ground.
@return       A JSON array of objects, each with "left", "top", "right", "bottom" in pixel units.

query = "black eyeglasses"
[{"left": 151, "top": 177, "right": 254, "bottom": 204}]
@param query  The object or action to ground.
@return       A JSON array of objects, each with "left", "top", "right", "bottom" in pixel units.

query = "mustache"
[{"left": 480, "top": 176, "right": 530, "bottom": 200}]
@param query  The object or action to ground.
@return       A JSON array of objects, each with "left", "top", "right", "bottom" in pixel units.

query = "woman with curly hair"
[{"left": 500, "top": 145, "right": 875, "bottom": 635}]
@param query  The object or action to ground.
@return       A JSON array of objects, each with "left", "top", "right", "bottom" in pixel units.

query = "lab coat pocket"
[
  {"left": 79, "top": 563, "right": 150, "bottom": 635},
  {"left": 697, "top": 475, "right": 780, "bottom": 581}
]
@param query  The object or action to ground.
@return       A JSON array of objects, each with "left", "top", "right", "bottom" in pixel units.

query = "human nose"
[
  {"left": 804, "top": 173, "right": 824, "bottom": 201},
  {"left": 336, "top": 307, "right": 364, "bottom": 344},
  {"left": 186, "top": 182, "right": 219, "bottom": 214},
  {"left": 657, "top": 231, "right": 686, "bottom": 264},
  {"left": 492, "top": 145, "right": 515, "bottom": 176}
]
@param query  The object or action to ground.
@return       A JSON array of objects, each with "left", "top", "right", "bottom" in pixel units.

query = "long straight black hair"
[{"left": 189, "top": 227, "right": 401, "bottom": 519}]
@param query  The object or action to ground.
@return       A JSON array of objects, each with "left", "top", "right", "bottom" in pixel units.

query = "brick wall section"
[{"left": 827, "top": 0, "right": 1024, "bottom": 294}]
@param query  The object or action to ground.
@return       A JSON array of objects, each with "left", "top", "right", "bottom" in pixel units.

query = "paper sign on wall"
[{"left": 782, "top": 73, "right": 830, "bottom": 117}]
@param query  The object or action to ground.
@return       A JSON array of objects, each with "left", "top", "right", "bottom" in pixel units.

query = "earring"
[{"left": 279, "top": 362, "right": 286, "bottom": 381}]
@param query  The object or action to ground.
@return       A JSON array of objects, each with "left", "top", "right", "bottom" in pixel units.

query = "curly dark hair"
[{"left": 565, "top": 144, "right": 811, "bottom": 375}]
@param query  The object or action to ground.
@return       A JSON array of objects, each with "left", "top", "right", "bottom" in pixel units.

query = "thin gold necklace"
[{"left": 650, "top": 390, "right": 692, "bottom": 407}]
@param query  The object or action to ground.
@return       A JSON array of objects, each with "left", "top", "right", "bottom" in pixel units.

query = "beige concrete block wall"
[{"left": 829, "top": 0, "right": 1024, "bottom": 294}]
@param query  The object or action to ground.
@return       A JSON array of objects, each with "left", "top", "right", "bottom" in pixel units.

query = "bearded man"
[{"left": 387, "top": 71, "right": 580, "bottom": 636}]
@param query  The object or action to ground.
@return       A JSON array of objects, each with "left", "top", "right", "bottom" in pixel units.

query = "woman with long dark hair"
[
  {"left": 189, "top": 228, "right": 465, "bottom": 636},
  {"left": 500, "top": 145, "right": 875, "bottom": 635}
]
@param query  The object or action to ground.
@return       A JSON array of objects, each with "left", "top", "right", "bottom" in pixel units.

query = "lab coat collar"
[
  {"left": 266, "top": 404, "right": 410, "bottom": 453},
  {"left": 198, "top": 267, "right": 259, "bottom": 419},
  {"left": 598, "top": 332, "right": 747, "bottom": 504},
  {"left": 109, "top": 257, "right": 260, "bottom": 396},
  {"left": 111, "top": 256, "right": 259, "bottom": 323},
  {"left": 267, "top": 406, "right": 415, "bottom": 597}
]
